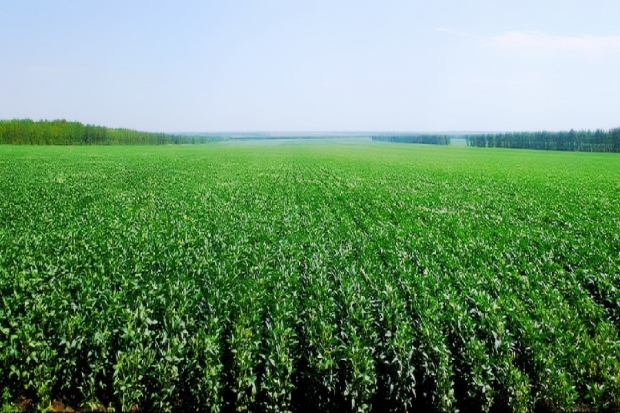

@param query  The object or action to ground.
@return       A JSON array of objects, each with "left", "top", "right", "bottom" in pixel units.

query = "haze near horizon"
[{"left": 1, "top": 1, "right": 619, "bottom": 133}]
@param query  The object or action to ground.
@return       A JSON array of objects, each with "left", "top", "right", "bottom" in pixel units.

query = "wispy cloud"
[
  {"left": 491, "top": 31, "right": 620, "bottom": 55},
  {"left": 438, "top": 28, "right": 620, "bottom": 56}
]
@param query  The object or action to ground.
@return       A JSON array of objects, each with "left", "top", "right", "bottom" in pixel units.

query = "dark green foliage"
[
  {"left": 371, "top": 134, "right": 451, "bottom": 145},
  {"left": 0, "top": 119, "right": 221, "bottom": 145},
  {"left": 466, "top": 128, "right": 620, "bottom": 152}
]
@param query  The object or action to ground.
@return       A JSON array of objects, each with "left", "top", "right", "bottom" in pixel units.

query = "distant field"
[{"left": 1, "top": 142, "right": 619, "bottom": 412}]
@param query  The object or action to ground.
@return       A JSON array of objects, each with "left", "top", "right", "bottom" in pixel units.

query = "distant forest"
[
  {"left": 466, "top": 128, "right": 620, "bottom": 152},
  {"left": 0, "top": 119, "right": 221, "bottom": 145},
  {"left": 371, "top": 134, "right": 451, "bottom": 145},
  {"left": 3, "top": 120, "right": 620, "bottom": 152}
]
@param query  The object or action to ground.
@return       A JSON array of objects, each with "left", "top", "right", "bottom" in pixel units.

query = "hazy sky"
[{"left": 2, "top": 1, "right": 620, "bottom": 132}]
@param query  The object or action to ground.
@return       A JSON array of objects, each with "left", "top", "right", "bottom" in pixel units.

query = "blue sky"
[{"left": 1, "top": 1, "right": 619, "bottom": 132}]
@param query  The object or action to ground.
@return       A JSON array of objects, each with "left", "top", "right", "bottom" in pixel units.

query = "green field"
[{"left": 1, "top": 142, "right": 620, "bottom": 412}]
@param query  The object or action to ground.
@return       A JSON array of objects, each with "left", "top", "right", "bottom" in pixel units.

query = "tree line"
[
  {"left": 466, "top": 128, "right": 620, "bottom": 152},
  {"left": 0, "top": 119, "right": 221, "bottom": 145},
  {"left": 371, "top": 134, "right": 451, "bottom": 145}
]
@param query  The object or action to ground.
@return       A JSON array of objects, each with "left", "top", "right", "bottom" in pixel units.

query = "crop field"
[{"left": 1, "top": 142, "right": 620, "bottom": 412}]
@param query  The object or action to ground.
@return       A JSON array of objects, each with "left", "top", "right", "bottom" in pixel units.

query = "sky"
[{"left": 1, "top": 1, "right": 620, "bottom": 133}]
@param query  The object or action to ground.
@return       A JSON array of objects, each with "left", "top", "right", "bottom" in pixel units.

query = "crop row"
[{"left": 0, "top": 145, "right": 619, "bottom": 412}]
